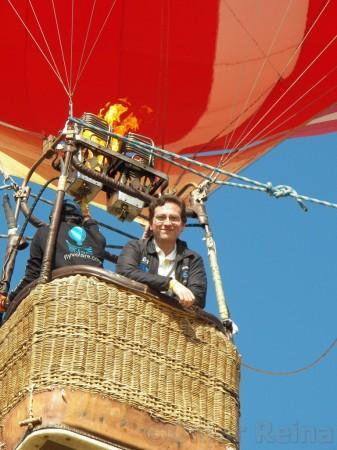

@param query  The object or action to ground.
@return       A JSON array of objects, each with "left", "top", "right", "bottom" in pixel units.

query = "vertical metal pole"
[
  {"left": 204, "top": 223, "right": 229, "bottom": 321},
  {"left": 0, "top": 194, "right": 20, "bottom": 296},
  {"left": 190, "top": 182, "right": 236, "bottom": 334},
  {"left": 39, "top": 145, "right": 73, "bottom": 283},
  {"left": 13, "top": 153, "right": 50, "bottom": 222},
  {"left": 0, "top": 153, "right": 50, "bottom": 297}
]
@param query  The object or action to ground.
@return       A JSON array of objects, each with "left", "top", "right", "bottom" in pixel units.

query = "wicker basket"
[{"left": 0, "top": 273, "right": 240, "bottom": 449}]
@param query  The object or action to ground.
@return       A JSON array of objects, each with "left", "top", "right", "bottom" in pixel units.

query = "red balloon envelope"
[{"left": 1, "top": 0, "right": 337, "bottom": 193}]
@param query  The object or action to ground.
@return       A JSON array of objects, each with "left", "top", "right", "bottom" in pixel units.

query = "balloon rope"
[
  {"left": 27, "top": 0, "right": 64, "bottom": 87},
  {"left": 69, "top": 117, "right": 337, "bottom": 212},
  {"left": 232, "top": 7, "right": 337, "bottom": 151},
  {"left": 221, "top": 0, "right": 294, "bottom": 161},
  {"left": 6, "top": 0, "right": 69, "bottom": 96},
  {"left": 149, "top": 144, "right": 337, "bottom": 211},
  {"left": 173, "top": 0, "right": 293, "bottom": 188},
  {"left": 69, "top": 0, "right": 75, "bottom": 91},
  {"left": 51, "top": 0, "right": 71, "bottom": 94},
  {"left": 74, "top": 0, "right": 118, "bottom": 94},
  {"left": 211, "top": 56, "right": 337, "bottom": 185},
  {"left": 164, "top": 151, "right": 337, "bottom": 211},
  {"left": 221, "top": 0, "right": 260, "bottom": 155},
  {"left": 157, "top": 0, "right": 171, "bottom": 149},
  {"left": 155, "top": 148, "right": 337, "bottom": 211},
  {"left": 211, "top": 65, "right": 337, "bottom": 176},
  {"left": 229, "top": 0, "right": 332, "bottom": 153},
  {"left": 208, "top": 70, "right": 337, "bottom": 183},
  {"left": 202, "top": 0, "right": 332, "bottom": 174},
  {"left": 69, "top": 117, "right": 264, "bottom": 188},
  {"left": 233, "top": 57, "right": 337, "bottom": 153},
  {"left": 72, "top": 0, "right": 97, "bottom": 94}
]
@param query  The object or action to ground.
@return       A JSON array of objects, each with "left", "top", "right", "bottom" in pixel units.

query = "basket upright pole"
[
  {"left": 190, "top": 182, "right": 236, "bottom": 334},
  {"left": 39, "top": 142, "right": 74, "bottom": 283}
]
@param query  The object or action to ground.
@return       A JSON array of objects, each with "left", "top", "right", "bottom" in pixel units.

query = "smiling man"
[{"left": 116, "top": 195, "right": 207, "bottom": 308}]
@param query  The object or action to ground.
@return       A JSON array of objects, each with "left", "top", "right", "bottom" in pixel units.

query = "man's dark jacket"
[
  {"left": 10, "top": 218, "right": 106, "bottom": 298},
  {"left": 116, "top": 237, "right": 207, "bottom": 308}
]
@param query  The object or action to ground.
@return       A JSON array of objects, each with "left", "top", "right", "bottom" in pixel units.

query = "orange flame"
[{"left": 98, "top": 101, "right": 140, "bottom": 152}]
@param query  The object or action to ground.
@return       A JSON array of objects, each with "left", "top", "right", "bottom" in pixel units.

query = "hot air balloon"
[
  {"left": 0, "top": 1, "right": 337, "bottom": 449},
  {"left": 1, "top": 0, "right": 337, "bottom": 190}
]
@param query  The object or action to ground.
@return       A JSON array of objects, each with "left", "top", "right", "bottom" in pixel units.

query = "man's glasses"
[{"left": 154, "top": 214, "right": 182, "bottom": 225}]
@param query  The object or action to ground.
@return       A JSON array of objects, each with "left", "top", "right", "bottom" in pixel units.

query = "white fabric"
[{"left": 154, "top": 241, "right": 177, "bottom": 279}]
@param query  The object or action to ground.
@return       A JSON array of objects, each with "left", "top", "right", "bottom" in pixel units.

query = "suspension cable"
[
  {"left": 27, "top": 0, "right": 64, "bottom": 86},
  {"left": 234, "top": 31, "right": 337, "bottom": 151},
  {"left": 51, "top": 0, "right": 71, "bottom": 94},
  {"left": 73, "top": 0, "right": 97, "bottom": 93},
  {"left": 201, "top": 0, "right": 333, "bottom": 177},
  {"left": 70, "top": 116, "right": 337, "bottom": 212},
  {"left": 230, "top": 0, "right": 332, "bottom": 153},
  {"left": 242, "top": 337, "right": 336, "bottom": 376},
  {"left": 74, "top": 0, "right": 118, "bottom": 93},
  {"left": 6, "top": 0, "right": 69, "bottom": 95},
  {"left": 70, "top": 0, "right": 75, "bottom": 91},
  {"left": 222, "top": 0, "right": 294, "bottom": 159}
]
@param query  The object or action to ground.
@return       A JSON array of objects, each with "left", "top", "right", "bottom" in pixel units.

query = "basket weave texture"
[{"left": 0, "top": 274, "right": 240, "bottom": 446}]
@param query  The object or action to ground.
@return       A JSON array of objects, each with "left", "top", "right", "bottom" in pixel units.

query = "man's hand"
[
  {"left": 0, "top": 293, "right": 7, "bottom": 313},
  {"left": 170, "top": 279, "right": 195, "bottom": 308}
]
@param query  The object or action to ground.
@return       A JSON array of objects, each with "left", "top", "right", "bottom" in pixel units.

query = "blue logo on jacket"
[
  {"left": 66, "top": 226, "right": 93, "bottom": 254},
  {"left": 138, "top": 256, "right": 150, "bottom": 272},
  {"left": 68, "top": 226, "right": 86, "bottom": 245}
]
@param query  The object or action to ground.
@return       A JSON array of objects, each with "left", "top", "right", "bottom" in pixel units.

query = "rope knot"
[
  {"left": 265, "top": 182, "right": 294, "bottom": 197},
  {"left": 266, "top": 184, "right": 308, "bottom": 211},
  {"left": 271, "top": 184, "right": 295, "bottom": 198}
]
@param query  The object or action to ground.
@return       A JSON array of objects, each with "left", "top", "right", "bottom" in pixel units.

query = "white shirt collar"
[{"left": 154, "top": 240, "right": 177, "bottom": 261}]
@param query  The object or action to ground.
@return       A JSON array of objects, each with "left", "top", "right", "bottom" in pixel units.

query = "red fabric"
[{"left": 1, "top": 1, "right": 337, "bottom": 193}]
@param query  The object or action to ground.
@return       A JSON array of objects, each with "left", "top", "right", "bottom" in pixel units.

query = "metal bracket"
[
  {"left": 19, "top": 417, "right": 42, "bottom": 431},
  {"left": 190, "top": 180, "right": 212, "bottom": 226},
  {"left": 13, "top": 186, "right": 30, "bottom": 201}
]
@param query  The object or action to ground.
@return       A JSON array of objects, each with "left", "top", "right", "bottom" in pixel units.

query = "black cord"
[
  {"left": 0, "top": 177, "right": 59, "bottom": 290},
  {"left": 97, "top": 221, "right": 138, "bottom": 240},
  {"left": 242, "top": 338, "right": 337, "bottom": 376}
]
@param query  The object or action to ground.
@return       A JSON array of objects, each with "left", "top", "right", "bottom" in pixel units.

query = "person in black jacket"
[
  {"left": 8, "top": 200, "right": 106, "bottom": 300},
  {"left": 116, "top": 195, "right": 207, "bottom": 308}
]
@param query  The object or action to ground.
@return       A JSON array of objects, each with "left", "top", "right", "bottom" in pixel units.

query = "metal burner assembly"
[{"left": 52, "top": 113, "right": 168, "bottom": 221}]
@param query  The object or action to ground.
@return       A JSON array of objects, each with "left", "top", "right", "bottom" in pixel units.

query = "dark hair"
[
  {"left": 61, "top": 199, "right": 83, "bottom": 218},
  {"left": 50, "top": 199, "right": 83, "bottom": 224},
  {"left": 149, "top": 195, "right": 187, "bottom": 224}
]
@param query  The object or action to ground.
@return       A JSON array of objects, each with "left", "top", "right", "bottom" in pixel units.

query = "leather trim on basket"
[{"left": 4, "top": 266, "right": 225, "bottom": 332}]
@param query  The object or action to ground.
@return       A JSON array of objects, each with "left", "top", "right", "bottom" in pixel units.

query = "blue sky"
[
  {"left": 207, "top": 133, "right": 337, "bottom": 450},
  {"left": 1, "top": 132, "right": 336, "bottom": 450}
]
